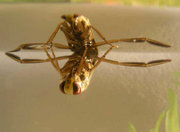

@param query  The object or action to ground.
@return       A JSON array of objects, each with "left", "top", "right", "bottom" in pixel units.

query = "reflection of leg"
[
  {"left": 6, "top": 52, "right": 72, "bottom": 64},
  {"left": 90, "top": 45, "right": 115, "bottom": 71},
  {"left": 101, "top": 58, "right": 171, "bottom": 67},
  {"left": 93, "top": 37, "right": 171, "bottom": 48}
]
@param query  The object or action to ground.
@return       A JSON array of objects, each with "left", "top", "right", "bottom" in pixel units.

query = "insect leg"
[
  {"left": 5, "top": 42, "right": 70, "bottom": 74},
  {"left": 91, "top": 26, "right": 113, "bottom": 46},
  {"left": 49, "top": 44, "right": 62, "bottom": 75},
  {"left": 43, "top": 44, "right": 62, "bottom": 74},
  {"left": 53, "top": 43, "right": 70, "bottom": 49},
  {"left": 43, "top": 22, "right": 64, "bottom": 74},
  {"left": 6, "top": 52, "right": 72, "bottom": 64},
  {"left": 46, "top": 22, "right": 63, "bottom": 44},
  {"left": 93, "top": 38, "right": 171, "bottom": 48},
  {"left": 90, "top": 45, "right": 115, "bottom": 71},
  {"left": 6, "top": 43, "right": 47, "bottom": 52},
  {"left": 6, "top": 42, "right": 70, "bottom": 53},
  {"left": 101, "top": 58, "right": 171, "bottom": 67}
]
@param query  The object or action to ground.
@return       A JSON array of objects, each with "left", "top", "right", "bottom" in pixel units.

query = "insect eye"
[
  {"left": 73, "top": 82, "right": 81, "bottom": 95},
  {"left": 59, "top": 81, "right": 65, "bottom": 94}
]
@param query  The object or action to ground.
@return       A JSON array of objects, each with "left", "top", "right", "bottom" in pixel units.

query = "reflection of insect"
[{"left": 6, "top": 14, "right": 171, "bottom": 95}]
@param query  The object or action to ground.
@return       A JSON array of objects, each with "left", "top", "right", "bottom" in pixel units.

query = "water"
[{"left": 0, "top": 4, "right": 180, "bottom": 132}]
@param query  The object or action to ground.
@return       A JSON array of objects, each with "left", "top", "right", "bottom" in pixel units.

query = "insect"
[{"left": 6, "top": 14, "right": 171, "bottom": 95}]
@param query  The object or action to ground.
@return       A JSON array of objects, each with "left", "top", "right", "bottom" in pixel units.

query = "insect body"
[
  {"left": 6, "top": 14, "right": 171, "bottom": 95},
  {"left": 57, "top": 15, "right": 98, "bottom": 94}
]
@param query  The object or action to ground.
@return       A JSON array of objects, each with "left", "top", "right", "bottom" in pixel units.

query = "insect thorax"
[
  {"left": 59, "top": 14, "right": 98, "bottom": 95},
  {"left": 61, "top": 14, "right": 95, "bottom": 48}
]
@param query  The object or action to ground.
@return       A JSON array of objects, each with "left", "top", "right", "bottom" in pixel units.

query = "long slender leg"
[
  {"left": 93, "top": 37, "right": 171, "bottom": 48},
  {"left": 53, "top": 43, "right": 70, "bottom": 49},
  {"left": 49, "top": 44, "right": 62, "bottom": 75},
  {"left": 6, "top": 52, "right": 72, "bottom": 64},
  {"left": 43, "top": 22, "right": 64, "bottom": 74},
  {"left": 91, "top": 26, "right": 113, "bottom": 46},
  {"left": 43, "top": 46, "right": 62, "bottom": 74},
  {"left": 101, "top": 58, "right": 171, "bottom": 67},
  {"left": 6, "top": 42, "right": 70, "bottom": 53},
  {"left": 90, "top": 45, "right": 115, "bottom": 71},
  {"left": 5, "top": 42, "right": 70, "bottom": 74},
  {"left": 45, "top": 22, "right": 63, "bottom": 44}
]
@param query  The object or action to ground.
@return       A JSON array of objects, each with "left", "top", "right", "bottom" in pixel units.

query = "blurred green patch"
[
  {"left": 1, "top": 0, "right": 180, "bottom": 6},
  {"left": 150, "top": 111, "right": 165, "bottom": 132},
  {"left": 174, "top": 72, "right": 180, "bottom": 86},
  {"left": 128, "top": 123, "right": 137, "bottom": 132},
  {"left": 128, "top": 89, "right": 180, "bottom": 132},
  {"left": 166, "top": 89, "right": 180, "bottom": 132}
]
